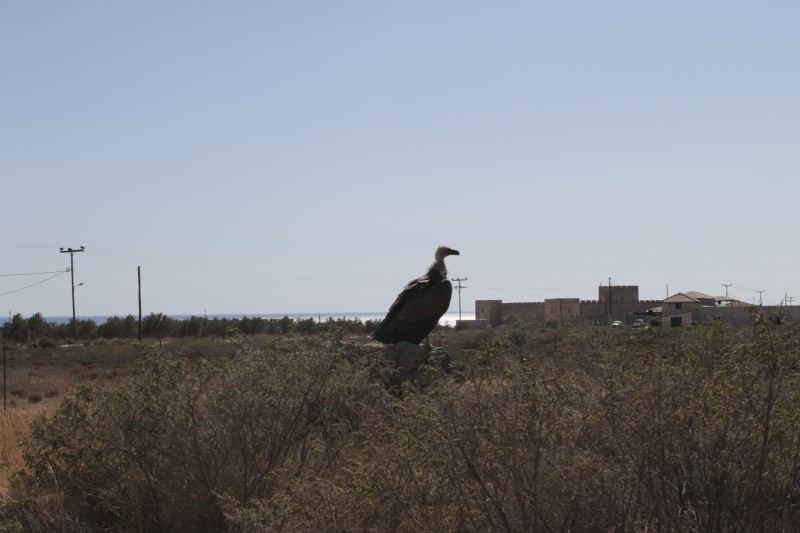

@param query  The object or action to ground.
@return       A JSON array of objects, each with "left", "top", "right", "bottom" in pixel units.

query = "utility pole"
[
  {"left": 451, "top": 277, "right": 468, "bottom": 322},
  {"left": 60, "top": 246, "right": 85, "bottom": 339},
  {"left": 786, "top": 294, "right": 796, "bottom": 306},
  {"left": 3, "top": 330, "right": 6, "bottom": 411},
  {"left": 722, "top": 283, "right": 732, "bottom": 298},
  {"left": 138, "top": 266, "right": 143, "bottom": 341},
  {"left": 755, "top": 289, "right": 765, "bottom": 306}
]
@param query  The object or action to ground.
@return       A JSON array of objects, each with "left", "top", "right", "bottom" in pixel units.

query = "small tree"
[
  {"left": 27, "top": 312, "right": 46, "bottom": 340},
  {"left": 3, "top": 313, "right": 27, "bottom": 342}
]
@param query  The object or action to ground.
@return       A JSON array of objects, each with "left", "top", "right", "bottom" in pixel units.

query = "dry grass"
[
  {"left": 0, "top": 340, "right": 145, "bottom": 498},
  {"left": 4, "top": 320, "right": 800, "bottom": 532},
  {"left": 0, "top": 334, "right": 276, "bottom": 499},
  {"left": 0, "top": 404, "right": 53, "bottom": 498},
  {"left": 0, "top": 326, "right": 679, "bottom": 507}
]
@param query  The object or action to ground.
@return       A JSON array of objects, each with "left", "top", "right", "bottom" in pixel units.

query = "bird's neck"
[{"left": 430, "top": 261, "right": 447, "bottom": 279}]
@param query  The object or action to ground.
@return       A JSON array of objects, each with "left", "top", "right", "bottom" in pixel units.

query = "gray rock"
[{"left": 373, "top": 341, "right": 451, "bottom": 392}]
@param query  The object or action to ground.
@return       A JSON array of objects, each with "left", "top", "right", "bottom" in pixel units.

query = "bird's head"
[{"left": 435, "top": 246, "right": 460, "bottom": 262}]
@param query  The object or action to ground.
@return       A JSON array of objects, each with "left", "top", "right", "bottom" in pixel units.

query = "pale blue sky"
[{"left": 2, "top": 1, "right": 799, "bottom": 318}]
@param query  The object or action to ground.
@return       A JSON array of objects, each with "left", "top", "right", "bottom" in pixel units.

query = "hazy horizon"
[{"left": 1, "top": 310, "right": 477, "bottom": 328}]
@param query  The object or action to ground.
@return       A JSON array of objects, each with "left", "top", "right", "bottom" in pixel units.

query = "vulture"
[{"left": 372, "top": 246, "right": 460, "bottom": 345}]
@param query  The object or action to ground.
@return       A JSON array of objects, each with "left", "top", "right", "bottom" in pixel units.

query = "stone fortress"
[
  {"left": 474, "top": 284, "right": 790, "bottom": 327},
  {"left": 476, "top": 285, "right": 659, "bottom": 327}
]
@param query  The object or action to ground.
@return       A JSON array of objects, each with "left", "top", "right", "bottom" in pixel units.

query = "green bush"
[
  {"left": 38, "top": 338, "right": 57, "bottom": 348},
  {"left": 26, "top": 393, "right": 43, "bottom": 404}
]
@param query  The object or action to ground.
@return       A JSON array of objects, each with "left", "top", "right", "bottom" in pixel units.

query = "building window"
[{"left": 675, "top": 303, "right": 683, "bottom": 310}]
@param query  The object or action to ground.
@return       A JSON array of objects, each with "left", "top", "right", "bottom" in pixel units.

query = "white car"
[
  {"left": 611, "top": 320, "right": 623, "bottom": 328},
  {"left": 632, "top": 319, "right": 647, "bottom": 329}
]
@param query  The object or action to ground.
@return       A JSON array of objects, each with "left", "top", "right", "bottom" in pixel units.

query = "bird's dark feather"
[{"left": 372, "top": 268, "right": 452, "bottom": 345}]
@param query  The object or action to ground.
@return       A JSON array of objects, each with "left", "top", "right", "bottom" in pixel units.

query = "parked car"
[
  {"left": 632, "top": 319, "right": 646, "bottom": 329},
  {"left": 611, "top": 320, "right": 623, "bottom": 328}
]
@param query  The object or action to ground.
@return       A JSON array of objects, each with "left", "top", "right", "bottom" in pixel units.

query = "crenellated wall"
[
  {"left": 476, "top": 288, "right": 796, "bottom": 328},
  {"left": 544, "top": 298, "right": 581, "bottom": 323},
  {"left": 475, "top": 300, "right": 503, "bottom": 325},
  {"left": 598, "top": 285, "right": 640, "bottom": 304},
  {"left": 502, "top": 302, "right": 546, "bottom": 324},
  {"left": 475, "top": 285, "right": 663, "bottom": 326}
]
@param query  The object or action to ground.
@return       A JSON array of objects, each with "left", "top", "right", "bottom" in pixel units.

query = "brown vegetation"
[{"left": 1, "top": 315, "right": 799, "bottom": 532}]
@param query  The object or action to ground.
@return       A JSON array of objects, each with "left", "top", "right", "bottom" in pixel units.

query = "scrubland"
[{"left": 1, "top": 314, "right": 799, "bottom": 532}]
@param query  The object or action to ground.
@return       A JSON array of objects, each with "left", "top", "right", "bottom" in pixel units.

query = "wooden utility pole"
[
  {"left": 3, "top": 331, "right": 6, "bottom": 411},
  {"left": 138, "top": 266, "right": 142, "bottom": 341},
  {"left": 60, "top": 246, "right": 85, "bottom": 339}
]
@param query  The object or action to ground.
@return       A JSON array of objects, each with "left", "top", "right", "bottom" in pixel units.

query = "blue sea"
[{"left": 3, "top": 311, "right": 475, "bottom": 328}]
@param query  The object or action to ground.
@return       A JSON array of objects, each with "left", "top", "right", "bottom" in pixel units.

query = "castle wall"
[
  {"left": 697, "top": 305, "right": 792, "bottom": 326},
  {"left": 598, "top": 285, "right": 639, "bottom": 304},
  {"left": 502, "top": 302, "right": 546, "bottom": 324},
  {"left": 576, "top": 298, "right": 661, "bottom": 323},
  {"left": 475, "top": 291, "right": 796, "bottom": 329},
  {"left": 544, "top": 298, "right": 580, "bottom": 323},
  {"left": 475, "top": 300, "right": 503, "bottom": 325},
  {"left": 475, "top": 288, "right": 664, "bottom": 326}
]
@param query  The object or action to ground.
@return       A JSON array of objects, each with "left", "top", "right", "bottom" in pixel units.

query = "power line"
[
  {"left": 0, "top": 271, "right": 66, "bottom": 296},
  {"left": 0, "top": 270, "right": 65, "bottom": 277}
]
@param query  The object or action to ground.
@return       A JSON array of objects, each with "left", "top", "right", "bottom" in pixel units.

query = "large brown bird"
[{"left": 372, "top": 246, "right": 460, "bottom": 345}]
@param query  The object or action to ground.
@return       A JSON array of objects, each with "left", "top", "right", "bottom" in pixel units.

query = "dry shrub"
[
  {"left": 9, "top": 333, "right": 387, "bottom": 532},
  {"left": 6, "top": 316, "right": 800, "bottom": 532},
  {"left": 229, "top": 320, "right": 800, "bottom": 532},
  {"left": 0, "top": 405, "right": 50, "bottom": 500}
]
